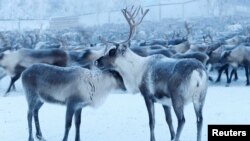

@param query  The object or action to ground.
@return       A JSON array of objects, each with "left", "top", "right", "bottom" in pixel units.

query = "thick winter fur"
[
  {"left": 131, "top": 46, "right": 174, "bottom": 57},
  {"left": 22, "top": 63, "right": 126, "bottom": 141},
  {"left": 169, "top": 41, "right": 190, "bottom": 53},
  {"left": 67, "top": 48, "right": 105, "bottom": 68},
  {"left": 221, "top": 45, "right": 250, "bottom": 85},
  {"left": 97, "top": 45, "right": 208, "bottom": 141},
  {"left": 0, "top": 48, "right": 68, "bottom": 94},
  {"left": 172, "top": 52, "right": 209, "bottom": 65},
  {"left": 139, "top": 38, "right": 186, "bottom": 46},
  {"left": 186, "top": 44, "right": 208, "bottom": 53},
  {"left": 225, "top": 35, "right": 248, "bottom": 45}
]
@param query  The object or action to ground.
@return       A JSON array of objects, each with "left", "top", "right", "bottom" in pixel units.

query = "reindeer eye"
[{"left": 109, "top": 49, "right": 116, "bottom": 57}]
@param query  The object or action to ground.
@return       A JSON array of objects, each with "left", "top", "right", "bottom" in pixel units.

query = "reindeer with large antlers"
[{"left": 97, "top": 6, "right": 208, "bottom": 141}]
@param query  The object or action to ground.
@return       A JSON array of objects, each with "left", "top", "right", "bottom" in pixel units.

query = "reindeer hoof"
[
  {"left": 208, "top": 76, "right": 213, "bottom": 82},
  {"left": 36, "top": 135, "right": 46, "bottom": 141},
  {"left": 225, "top": 83, "right": 230, "bottom": 87},
  {"left": 215, "top": 80, "right": 220, "bottom": 83},
  {"left": 246, "top": 83, "right": 250, "bottom": 86},
  {"left": 29, "top": 137, "right": 34, "bottom": 141},
  {"left": 3, "top": 93, "right": 9, "bottom": 97},
  {"left": 39, "top": 138, "right": 46, "bottom": 141}
]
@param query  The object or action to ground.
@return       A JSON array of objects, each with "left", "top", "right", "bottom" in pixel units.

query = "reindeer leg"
[
  {"left": 215, "top": 64, "right": 228, "bottom": 82},
  {"left": 62, "top": 102, "right": 76, "bottom": 141},
  {"left": 228, "top": 69, "right": 234, "bottom": 84},
  {"left": 5, "top": 73, "right": 21, "bottom": 95},
  {"left": 233, "top": 69, "right": 238, "bottom": 81},
  {"left": 33, "top": 101, "right": 45, "bottom": 141},
  {"left": 208, "top": 76, "right": 214, "bottom": 82},
  {"left": 245, "top": 66, "right": 250, "bottom": 86},
  {"left": 27, "top": 109, "right": 34, "bottom": 141},
  {"left": 12, "top": 84, "right": 16, "bottom": 91},
  {"left": 5, "top": 65, "right": 25, "bottom": 95},
  {"left": 226, "top": 68, "right": 235, "bottom": 86},
  {"left": 229, "top": 68, "right": 238, "bottom": 82},
  {"left": 27, "top": 94, "right": 39, "bottom": 141},
  {"left": 172, "top": 95, "right": 185, "bottom": 141},
  {"left": 5, "top": 78, "right": 14, "bottom": 95},
  {"left": 163, "top": 105, "right": 175, "bottom": 140},
  {"left": 224, "top": 66, "right": 229, "bottom": 83},
  {"left": 193, "top": 91, "right": 206, "bottom": 141},
  {"left": 74, "top": 108, "right": 82, "bottom": 141},
  {"left": 143, "top": 95, "right": 155, "bottom": 141}
]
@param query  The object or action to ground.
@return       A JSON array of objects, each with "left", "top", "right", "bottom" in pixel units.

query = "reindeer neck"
[
  {"left": 102, "top": 70, "right": 120, "bottom": 90},
  {"left": 79, "top": 69, "right": 117, "bottom": 108},
  {"left": 115, "top": 49, "right": 148, "bottom": 93},
  {"left": 78, "top": 69, "right": 117, "bottom": 96}
]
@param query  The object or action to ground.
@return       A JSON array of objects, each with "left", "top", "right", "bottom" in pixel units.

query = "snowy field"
[{"left": 0, "top": 71, "right": 250, "bottom": 141}]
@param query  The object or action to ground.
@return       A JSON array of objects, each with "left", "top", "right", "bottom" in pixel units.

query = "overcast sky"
[{"left": 0, "top": 0, "right": 249, "bottom": 20}]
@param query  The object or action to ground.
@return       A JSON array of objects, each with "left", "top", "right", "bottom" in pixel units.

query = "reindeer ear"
[
  {"left": 115, "top": 43, "right": 119, "bottom": 49},
  {"left": 222, "top": 50, "right": 231, "bottom": 58}
]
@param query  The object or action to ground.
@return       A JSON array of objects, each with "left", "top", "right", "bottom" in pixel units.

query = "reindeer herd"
[{"left": 0, "top": 6, "right": 250, "bottom": 141}]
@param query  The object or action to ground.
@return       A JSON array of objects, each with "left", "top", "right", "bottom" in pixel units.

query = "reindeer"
[
  {"left": 0, "top": 48, "right": 68, "bottom": 95},
  {"left": 225, "top": 35, "right": 248, "bottom": 46},
  {"left": 207, "top": 45, "right": 238, "bottom": 83},
  {"left": 22, "top": 63, "right": 126, "bottom": 141},
  {"left": 166, "top": 21, "right": 192, "bottom": 53},
  {"left": 97, "top": 7, "right": 208, "bottom": 141},
  {"left": 221, "top": 45, "right": 250, "bottom": 85}
]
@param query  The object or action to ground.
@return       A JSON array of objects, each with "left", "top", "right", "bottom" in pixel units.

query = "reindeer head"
[
  {"left": 96, "top": 43, "right": 128, "bottom": 70},
  {"left": 220, "top": 50, "right": 232, "bottom": 62},
  {"left": 96, "top": 6, "right": 149, "bottom": 70}
]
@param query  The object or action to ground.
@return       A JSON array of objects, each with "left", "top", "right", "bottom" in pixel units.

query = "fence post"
[
  {"left": 108, "top": 11, "right": 111, "bottom": 23},
  {"left": 18, "top": 19, "right": 21, "bottom": 32},
  {"left": 182, "top": 4, "right": 185, "bottom": 18},
  {"left": 158, "top": 1, "right": 162, "bottom": 21}
]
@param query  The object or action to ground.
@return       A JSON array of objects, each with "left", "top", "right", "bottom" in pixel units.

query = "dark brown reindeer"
[{"left": 97, "top": 6, "right": 208, "bottom": 141}]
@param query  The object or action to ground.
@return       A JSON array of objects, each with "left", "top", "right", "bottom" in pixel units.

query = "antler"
[
  {"left": 98, "top": 36, "right": 117, "bottom": 45},
  {"left": 203, "top": 33, "right": 213, "bottom": 43},
  {"left": 184, "top": 21, "right": 192, "bottom": 38},
  {"left": 98, "top": 36, "right": 118, "bottom": 54},
  {"left": 57, "top": 38, "right": 68, "bottom": 50},
  {"left": 120, "top": 6, "right": 149, "bottom": 44},
  {"left": 99, "top": 6, "right": 149, "bottom": 45}
]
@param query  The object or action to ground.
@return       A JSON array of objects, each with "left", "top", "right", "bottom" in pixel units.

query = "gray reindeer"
[
  {"left": 221, "top": 45, "right": 250, "bottom": 85},
  {"left": 97, "top": 6, "right": 208, "bottom": 141},
  {"left": 22, "top": 63, "right": 125, "bottom": 141}
]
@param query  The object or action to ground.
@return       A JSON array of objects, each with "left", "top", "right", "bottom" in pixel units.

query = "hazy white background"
[
  {"left": 0, "top": 0, "right": 249, "bottom": 30},
  {"left": 0, "top": 1, "right": 250, "bottom": 141}
]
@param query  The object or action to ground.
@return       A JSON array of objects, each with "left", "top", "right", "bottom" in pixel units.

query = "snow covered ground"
[{"left": 0, "top": 71, "right": 250, "bottom": 141}]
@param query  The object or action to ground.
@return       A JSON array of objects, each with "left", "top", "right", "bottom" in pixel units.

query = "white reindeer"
[{"left": 97, "top": 6, "right": 208, "bottom": 141}]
